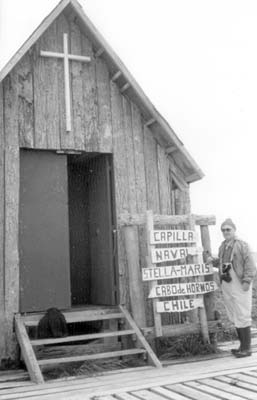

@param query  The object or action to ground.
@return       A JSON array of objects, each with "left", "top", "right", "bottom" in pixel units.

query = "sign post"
[
  {"left": 188, "top": 214, "right": 210, "bottom": 342},
  {"left": 144, "top": 212, "right": 216, "bottom": 341},
  {"left": 146, "top": 210, "right": 162, "bottom": 337}
]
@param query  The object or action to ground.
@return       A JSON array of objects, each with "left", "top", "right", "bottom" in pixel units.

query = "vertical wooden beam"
[
  {"left": 111, "top": 81, "right": 129, "bottom": 307},
  {"left": 123, "top": 226, "right": 146, "bottom": 328},
  {"left": 157, "top": 145, "right": 171, "bottom": 215},
  {"left": 63, "top": 32, "right": 72, "bottom": 133},
  {"left": 200, "top": 225, "right": 215, "bottom": 321},
  {"left": 144, "top": 127, "right": 160, "bottom": 213},
  {"left": 169, "top": 172, "right": 176, "bottom": 215},
  {"left": 157, "top": 145, "right": 174, "bottom": 326},
  {"left": 178, "top": 190, "right": 198, "bottom": 324},
  {"left": 144, "top": 128, "right": 160, "bottom": 327},
  {"left": 110, "top": 81, "right": 129, "bottom": 213},
  {"left": 131, "top": 103, "right": 148, "bottom": 328},
  {"left": 146, "top": 210, "right": 162, "bottom": 337},
  {"left": 174, "top": 189, "right": 184, "bottom": 215},
  {"left": 96, "top": 57, "right": 112, "bottom": 152},
  {"left": 172, "top": 184, "right": 191, "bottom": 324},
  {"left": 3, "top": 70, "right": 20, "bottom": 358},
  {"left": 122, "top": 97, "right": 137, "bottom": 213},
  {"left": 0, "top": 83, "right": 6, "bottom": 359},
  {"left": 34, "top": 21, "right": 59, "bottom": 149},
  {"left": 188, "top": 215, "right": 209, "bottom": 343},
  {"left": 18, "top": 53, "right": 34, "bottom": 148},
  {"left": 70, "top": 23, "right": 82, "bottom": 145},
  {"left": 183, "top": 186, "right": 191, "bottom": 214},
  {"left": 131, "top": 103, "right": 147, "bottom": 213},
  {"left": 81, "top": 33, "right": 99, "bottom": 152}
]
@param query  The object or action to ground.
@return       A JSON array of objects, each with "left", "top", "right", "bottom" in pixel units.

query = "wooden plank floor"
[{"left": 2, "top": 351, "right": 257, "bottom": 399}]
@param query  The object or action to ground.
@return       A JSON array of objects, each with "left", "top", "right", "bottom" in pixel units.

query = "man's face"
[{"left": 221, "top": 225, "right": 236, "bottom": 241}]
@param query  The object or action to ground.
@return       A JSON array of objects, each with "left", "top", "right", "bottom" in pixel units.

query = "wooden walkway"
[{"left": 2, "top": 351, "right": 257, "bottom": 399}]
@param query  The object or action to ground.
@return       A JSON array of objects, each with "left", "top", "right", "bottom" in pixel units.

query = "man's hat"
[{"left": 221, "top": 218, "right": 236, "bottom": 231}]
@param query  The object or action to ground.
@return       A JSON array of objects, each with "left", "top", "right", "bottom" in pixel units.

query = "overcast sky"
[{"left": 0, "top": 0, "right": 256, "bottom": 252}]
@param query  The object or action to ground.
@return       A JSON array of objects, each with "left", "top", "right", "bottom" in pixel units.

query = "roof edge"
[
  {"left": 0, "top": 0, "right": 71, "bottom": 82},
  {"left": 0, "top": 0, "right": 204, "bottom": 183}
]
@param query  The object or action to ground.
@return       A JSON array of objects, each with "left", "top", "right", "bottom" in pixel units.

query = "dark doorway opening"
[
  {"left": 68, "top": 153, "right": 118, "bottom": 307},
  {"left": 19, "top": 150, "right": 118, "bottom": 313}
]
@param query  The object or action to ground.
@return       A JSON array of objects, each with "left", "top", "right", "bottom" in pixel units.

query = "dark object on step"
[
  {"left": 37, "top": 308, "right": 68, "bottom": 339},
  {"left": 0, "top": 357, "right": 21, "bottom": 370}
]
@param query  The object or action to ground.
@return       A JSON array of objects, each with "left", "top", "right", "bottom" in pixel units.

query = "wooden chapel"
[{"left": 0, "top": 0, "right": 215, "bottom": 377}]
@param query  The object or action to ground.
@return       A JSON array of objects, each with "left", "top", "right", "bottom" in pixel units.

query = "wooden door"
[
  {"left": 19, "top": 150, "right": 71, "bottom": 312},
  {"left": 88, "top": 155, "right": 118, "bottom": 305}
]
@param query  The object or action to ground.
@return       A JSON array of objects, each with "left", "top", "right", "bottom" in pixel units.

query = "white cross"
[{"left": 40, "top": 33, "right": 91, "bottom": 132}]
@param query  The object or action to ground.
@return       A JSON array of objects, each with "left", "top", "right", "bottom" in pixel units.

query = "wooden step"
[
  {"left": 31, "top": 329, "right": 135, "bottom": 345},
  {"left": 22, "top": 309, "right": 123, "bottom": 326},
  {"left": 15, "top": 306, "right": 161, "bottom": 383},
  {"left": 35, "top": 342, "right": 122, "bottom": 360},
  {"left": 14, "top": 314, "right": 44, "bottom": 384},
  {"left": 120, "top": 306, "right": 162, "bottom": 369},
  {"left": 38, "top": 348, "right": 147, "bottom": 365}
]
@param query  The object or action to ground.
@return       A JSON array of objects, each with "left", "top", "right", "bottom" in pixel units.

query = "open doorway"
[
  {"left": 19, "top": 150, "right": 118, "bottom": 313},
  {"left": 68, "top": 153, "right": 118, "bottom": 307}
]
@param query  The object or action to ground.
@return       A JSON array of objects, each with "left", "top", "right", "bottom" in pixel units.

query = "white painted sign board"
[
  {"left": 156, "top": 298, "right": 204, "bottom": 313},
  {"left": 142, "top": 263, "right": 213, "bottom": 281},
  {"left": 150, "top": 230, "right": 196, "bottom": 244},
  {"left": 151, "top": 246, "right": 202, "bottom": 263},
  {"left": 148, "top": 281, "right": 217, "bottom": 298}
]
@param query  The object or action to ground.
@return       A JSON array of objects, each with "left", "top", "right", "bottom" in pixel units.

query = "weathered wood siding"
[
  {"left": 3, "top": 69, "right": 20, "bottom": 358},
  {"left": 0, "top": 83, "right": 5, "bottom": 358},
  {"left": 0, "top": 12, "right": 190, "bottom": 357}
]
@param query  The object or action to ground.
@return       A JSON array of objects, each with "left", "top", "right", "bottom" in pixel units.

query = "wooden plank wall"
[
  {"left": 0, "top": 13, "right": 190, "bottom": 357},
  {"left": 3, "top": 69, "right": 20, "bottom": 358},
  {"left": 0, "top": 83, "right": 5, "bottom": 358}
]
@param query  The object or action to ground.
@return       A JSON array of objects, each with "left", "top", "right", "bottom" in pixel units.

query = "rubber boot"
[
  {"left": 235, "top": 326, "right": 252, "bottom": 358},
  {"left": 231, "top": 327, "right": 242, "bottom": 355}
]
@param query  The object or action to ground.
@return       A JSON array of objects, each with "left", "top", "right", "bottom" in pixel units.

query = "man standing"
[{"left": 208, "top": 218, "right": 256, "bottom": 358}]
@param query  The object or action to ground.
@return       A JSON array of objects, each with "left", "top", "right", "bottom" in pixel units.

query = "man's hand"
[
  {"left": 242, "top": 282, "right": 250, "bottom": 291},
  {"left": 206, "top": 256, "right": 213, "bottom": 264}
]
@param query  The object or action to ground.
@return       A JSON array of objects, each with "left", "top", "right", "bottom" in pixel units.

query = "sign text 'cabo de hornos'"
[
  {"left": 148, "top": 281, "right": 217, "bottom": 298},
  {"left": 145, "top": 229, "right": 217, "bottom": 313}
]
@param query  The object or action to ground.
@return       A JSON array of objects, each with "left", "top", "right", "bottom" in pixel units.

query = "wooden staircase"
[{"left": 15, "top": 305, "right": 162, "bottom": 384}]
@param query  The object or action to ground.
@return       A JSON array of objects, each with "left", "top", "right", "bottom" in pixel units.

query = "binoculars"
[{"left": 221, "top": 263, "right": 232, "bottom": 283}]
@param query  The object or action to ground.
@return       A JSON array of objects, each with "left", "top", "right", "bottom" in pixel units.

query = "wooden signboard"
[
  {"left": 142, "top": 263, "right": 213, "bottom": 281},
  {"left": 150, "top": 230, "right": 196, "bottom": 244},
  {"left": 156, "top": 298, "right": 204, "bottom": 313},
  {"left": 151, "top": 246, "right": 202, "bottom": 263},
  {"left": 148, "top": 281, "right": 217, "bottom": 298}
]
